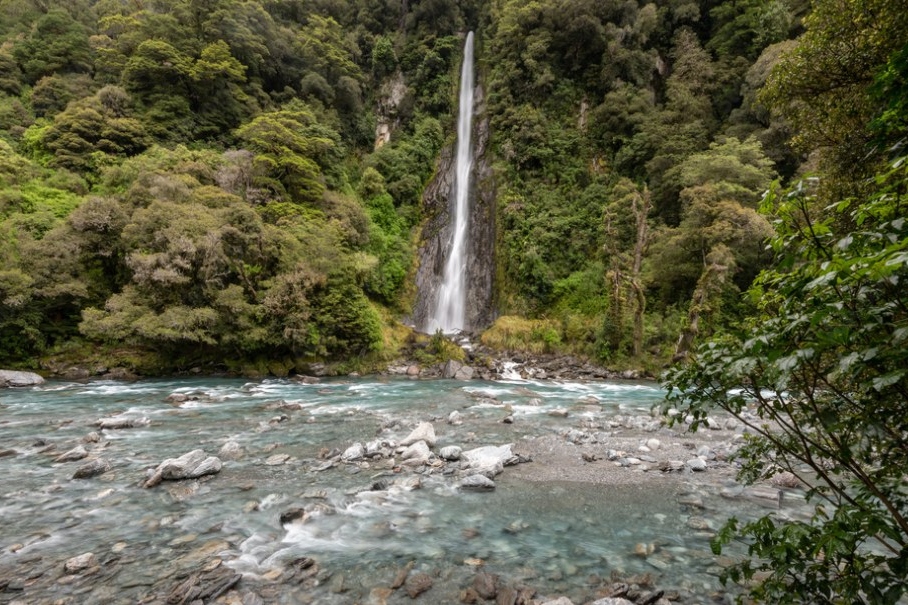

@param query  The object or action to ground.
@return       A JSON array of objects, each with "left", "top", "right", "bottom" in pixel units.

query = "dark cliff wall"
[{"left": 412, "top": 83, "right": 496, "bottom": 333}]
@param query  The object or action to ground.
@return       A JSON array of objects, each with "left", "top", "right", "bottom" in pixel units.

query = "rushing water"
[
  {"left": 430, "top": 31, "right": 475, "bottom": 333},
  {"left": 0, "top": 376, "right": 806, "bottom": 604}
]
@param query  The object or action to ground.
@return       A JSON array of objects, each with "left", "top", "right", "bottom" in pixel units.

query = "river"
[{"left": 0, "top": 376, "right": 804, "bottom": 604}]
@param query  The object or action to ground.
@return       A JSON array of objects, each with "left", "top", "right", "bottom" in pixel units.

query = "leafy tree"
[
  {"left": 664, "top": 157, "right": 908, "bottom": 604},
  {"left": 761, "top": 0, "right": 908, "bottom": 179},
  {"left": 234, "top": 101, "right": 342, "bottom": 208},
  {"left": 41, "top": 86, "right": 151, "bottom": 173},
  {"left": 12, "top": 8, "right": 94, "bottom": 84}
]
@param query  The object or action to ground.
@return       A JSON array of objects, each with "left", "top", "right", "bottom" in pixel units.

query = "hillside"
[{"left": 0, "top": 0, "right": 903, "bottom": 375}]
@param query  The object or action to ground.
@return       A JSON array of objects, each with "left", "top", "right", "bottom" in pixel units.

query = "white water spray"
[{"left": 429, "top": 31, "right": 474, "bottom": 333}]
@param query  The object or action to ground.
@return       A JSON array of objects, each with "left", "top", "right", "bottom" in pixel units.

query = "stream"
[{"left": 0, "top": 376, "right": 808, "bottom": 604}]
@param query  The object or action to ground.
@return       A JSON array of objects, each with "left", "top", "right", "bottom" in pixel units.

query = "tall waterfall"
[{"left": 429, "top": 31, "right": 475, "bottom": 333}]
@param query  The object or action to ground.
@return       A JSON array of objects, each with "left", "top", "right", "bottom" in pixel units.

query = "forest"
[{"left": 0, "top": 0, "right": 904, "bottom": 377}]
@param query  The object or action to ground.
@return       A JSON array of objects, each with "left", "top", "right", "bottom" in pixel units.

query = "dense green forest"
[{"left": 0, "top": 0, "right": 904, "bottom": 375}]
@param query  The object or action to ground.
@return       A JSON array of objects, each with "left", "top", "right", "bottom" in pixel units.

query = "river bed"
[{"left": 0, "top": 376, "right": 807, "bottom": 604}]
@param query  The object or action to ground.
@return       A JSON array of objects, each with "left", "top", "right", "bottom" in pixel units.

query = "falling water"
[{"left": 430, "top": 32, "right": 475, "bottom": 333}]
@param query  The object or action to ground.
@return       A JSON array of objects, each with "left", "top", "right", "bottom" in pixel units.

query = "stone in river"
[
  {"left": 447, "top": 410, "right": 464, "bottom": 425},
  {"left": 342, "top": 442, "right": 365, "bottom": 462},
  {"left": 64, "top": 552, "right": 96, "bottom": 573},
  {"left": 460, "top": 474, "right": 495, "bottom": 490},
  {"left": 368, "top": 587, "right": 393, "bottom": 605},
  {"left": 143, "top": 449, "right": 222, "bottom": 488},
  {"left": 439, "top": 446, "right": 462, "bottom": 461},
  {"left": 541, "top": 598, "right": 575, "bottom": 605},
  {"left": 265, "top": 454, "right": 290, "bottom": 466},
  {"left": 73, "top": 458, "right": 111, "bottom": 479},
  {"left": 472, "top": 571, "right": 499, "bottom": 600},
  {"left": 400, "top": 422, "right": 437, "bottom": 447},
  {"left": 686, "top": 458, "right": 707, "bottom": 472},
  {"left": 0, "top": 370, "right": 44, "bottom": 387},
  {"left": 404, "top": 572, "right": 433, "bottom": 598},
  {"left": 96, "top": 416, "right": 150, "bottom": 429},
  {"left": 218, "top": 441, "right": 244, "bottom": 460},
  {"left": 548, "top": 408, "right": 569, "bottom": 418},
  {"left": 590, "top": 599, "right": 635, "bottom": 605},
  {"left": 55, "top": 445, "right": 88, "bottom": 462},
  {"left": 460, "top": 444, "right": 513, "bottom": 478},
  {"left": 454, "top": 365, "right": 475, "bottom": 380},
  {"left": 400, "top": 441, "right": 431, "bottom": 465}
]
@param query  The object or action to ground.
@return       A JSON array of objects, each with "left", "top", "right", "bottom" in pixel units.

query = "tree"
[
  {"left": 663, "top": 157, "right": 908, "bottom": 603},
  {"left": 760, "top": 0, "right": 908, "bottom": 179}
]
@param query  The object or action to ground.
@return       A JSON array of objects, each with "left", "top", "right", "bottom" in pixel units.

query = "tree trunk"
[
  {"left": 629, "top": 186, "right": 651, "bottom": 358},
  {"left": 674, "top": 245, "right": 732, "bottom": 362}
]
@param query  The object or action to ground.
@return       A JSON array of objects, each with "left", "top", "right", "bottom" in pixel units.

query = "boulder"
[
  {"left": 0, "top": 370, "right": 44, "bottom": 387},
  {"left": 73, "top": 458, "right": 111, "bottom": 479},
  {"left": 460, "top": 474, "right": 495, "bottom": 490},
  {"left": 442, "top": 360, "right": 463, "bottom": 379},
  {"left": 144, "top": 449, "right": 222, "bottom": 488},
  {"left": 686, "top": 458, "right": 707, "bottom": 472},
  {"left": 400, "top": 422, "right": 437, "bottom": 447},
  {"left": 400, "top": 441, "right": 431, "bottom": 465},
  {"left": 460, "top": 444, "right": 513, "bottom": 478},
  {"left": 454, "top": 365, "right": 475, "bottom": 380}
]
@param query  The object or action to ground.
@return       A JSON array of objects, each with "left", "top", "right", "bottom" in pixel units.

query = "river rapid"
[{"left": 0, "top": 376, "right": 806, "bottom": 604}]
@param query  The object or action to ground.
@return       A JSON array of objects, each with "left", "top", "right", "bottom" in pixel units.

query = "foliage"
[
  {"left": 663, "top": 157, "right": 908, "bottom": 603},
  {"left": 480, "top": 316, "right": 563, "bottom": 355}
]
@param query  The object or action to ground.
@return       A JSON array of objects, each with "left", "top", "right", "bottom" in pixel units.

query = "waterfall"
[{"left": 428, "top": 31, "right": 475, "bottom": 334}]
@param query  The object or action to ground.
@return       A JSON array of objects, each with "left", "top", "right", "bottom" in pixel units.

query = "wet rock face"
[{"left": 413, "top": 83, "right": 495, "bottom": 333}]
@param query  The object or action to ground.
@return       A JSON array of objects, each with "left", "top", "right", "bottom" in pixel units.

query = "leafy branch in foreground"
[{"left": 663, "top": 156, "right": 908, "bottom": 604}]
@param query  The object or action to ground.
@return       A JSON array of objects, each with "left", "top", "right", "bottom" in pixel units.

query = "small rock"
[
  {"left": 541, "top": 598, "right": 575, "bottom": 605},
  {"left": 264, "top": 454, "right": 290, "bottom": 466},
  {"left": 447, "top": 411, "right": 464, "bottom": 425},
  {"left": 439, "top": 446, "right": 462, "bottom": 461},
  {"left": 219, "top": 441, "right": 244, "bottom": 460},
  {"left": 404, "top": 573, "right": 433, "bottom": 598},
  {"left": 645, "top": 438, "right": 661, "bottom": 450},
  {"left": 368, "top": 587, "right": 394, "bottom": 605},
  {"left": 82, "top": 432, "right": 101, "bottom": 443},
  {"left": 472, "top": 571, "right": 499, "bottom": 600},
  {"left": 64, "top": 552, "right": 96, "bottom": 573},
  {"left": 341, "top": 443, "right": 365, "bottom": 462},
  {"left": 55, "top": 445, "right": 89, "bottom": 462},
  {"left": 548, "top": 409, "right": 569, "bottom": 418},
  {"left": 501, "top": 415, "right": 514, "bottom": 424},
  {"left": 96, "top": 416, "right": 150, "bottom": 430},
  {"left": 73, "top": 458, "right": 111, "bottom": 479}
]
